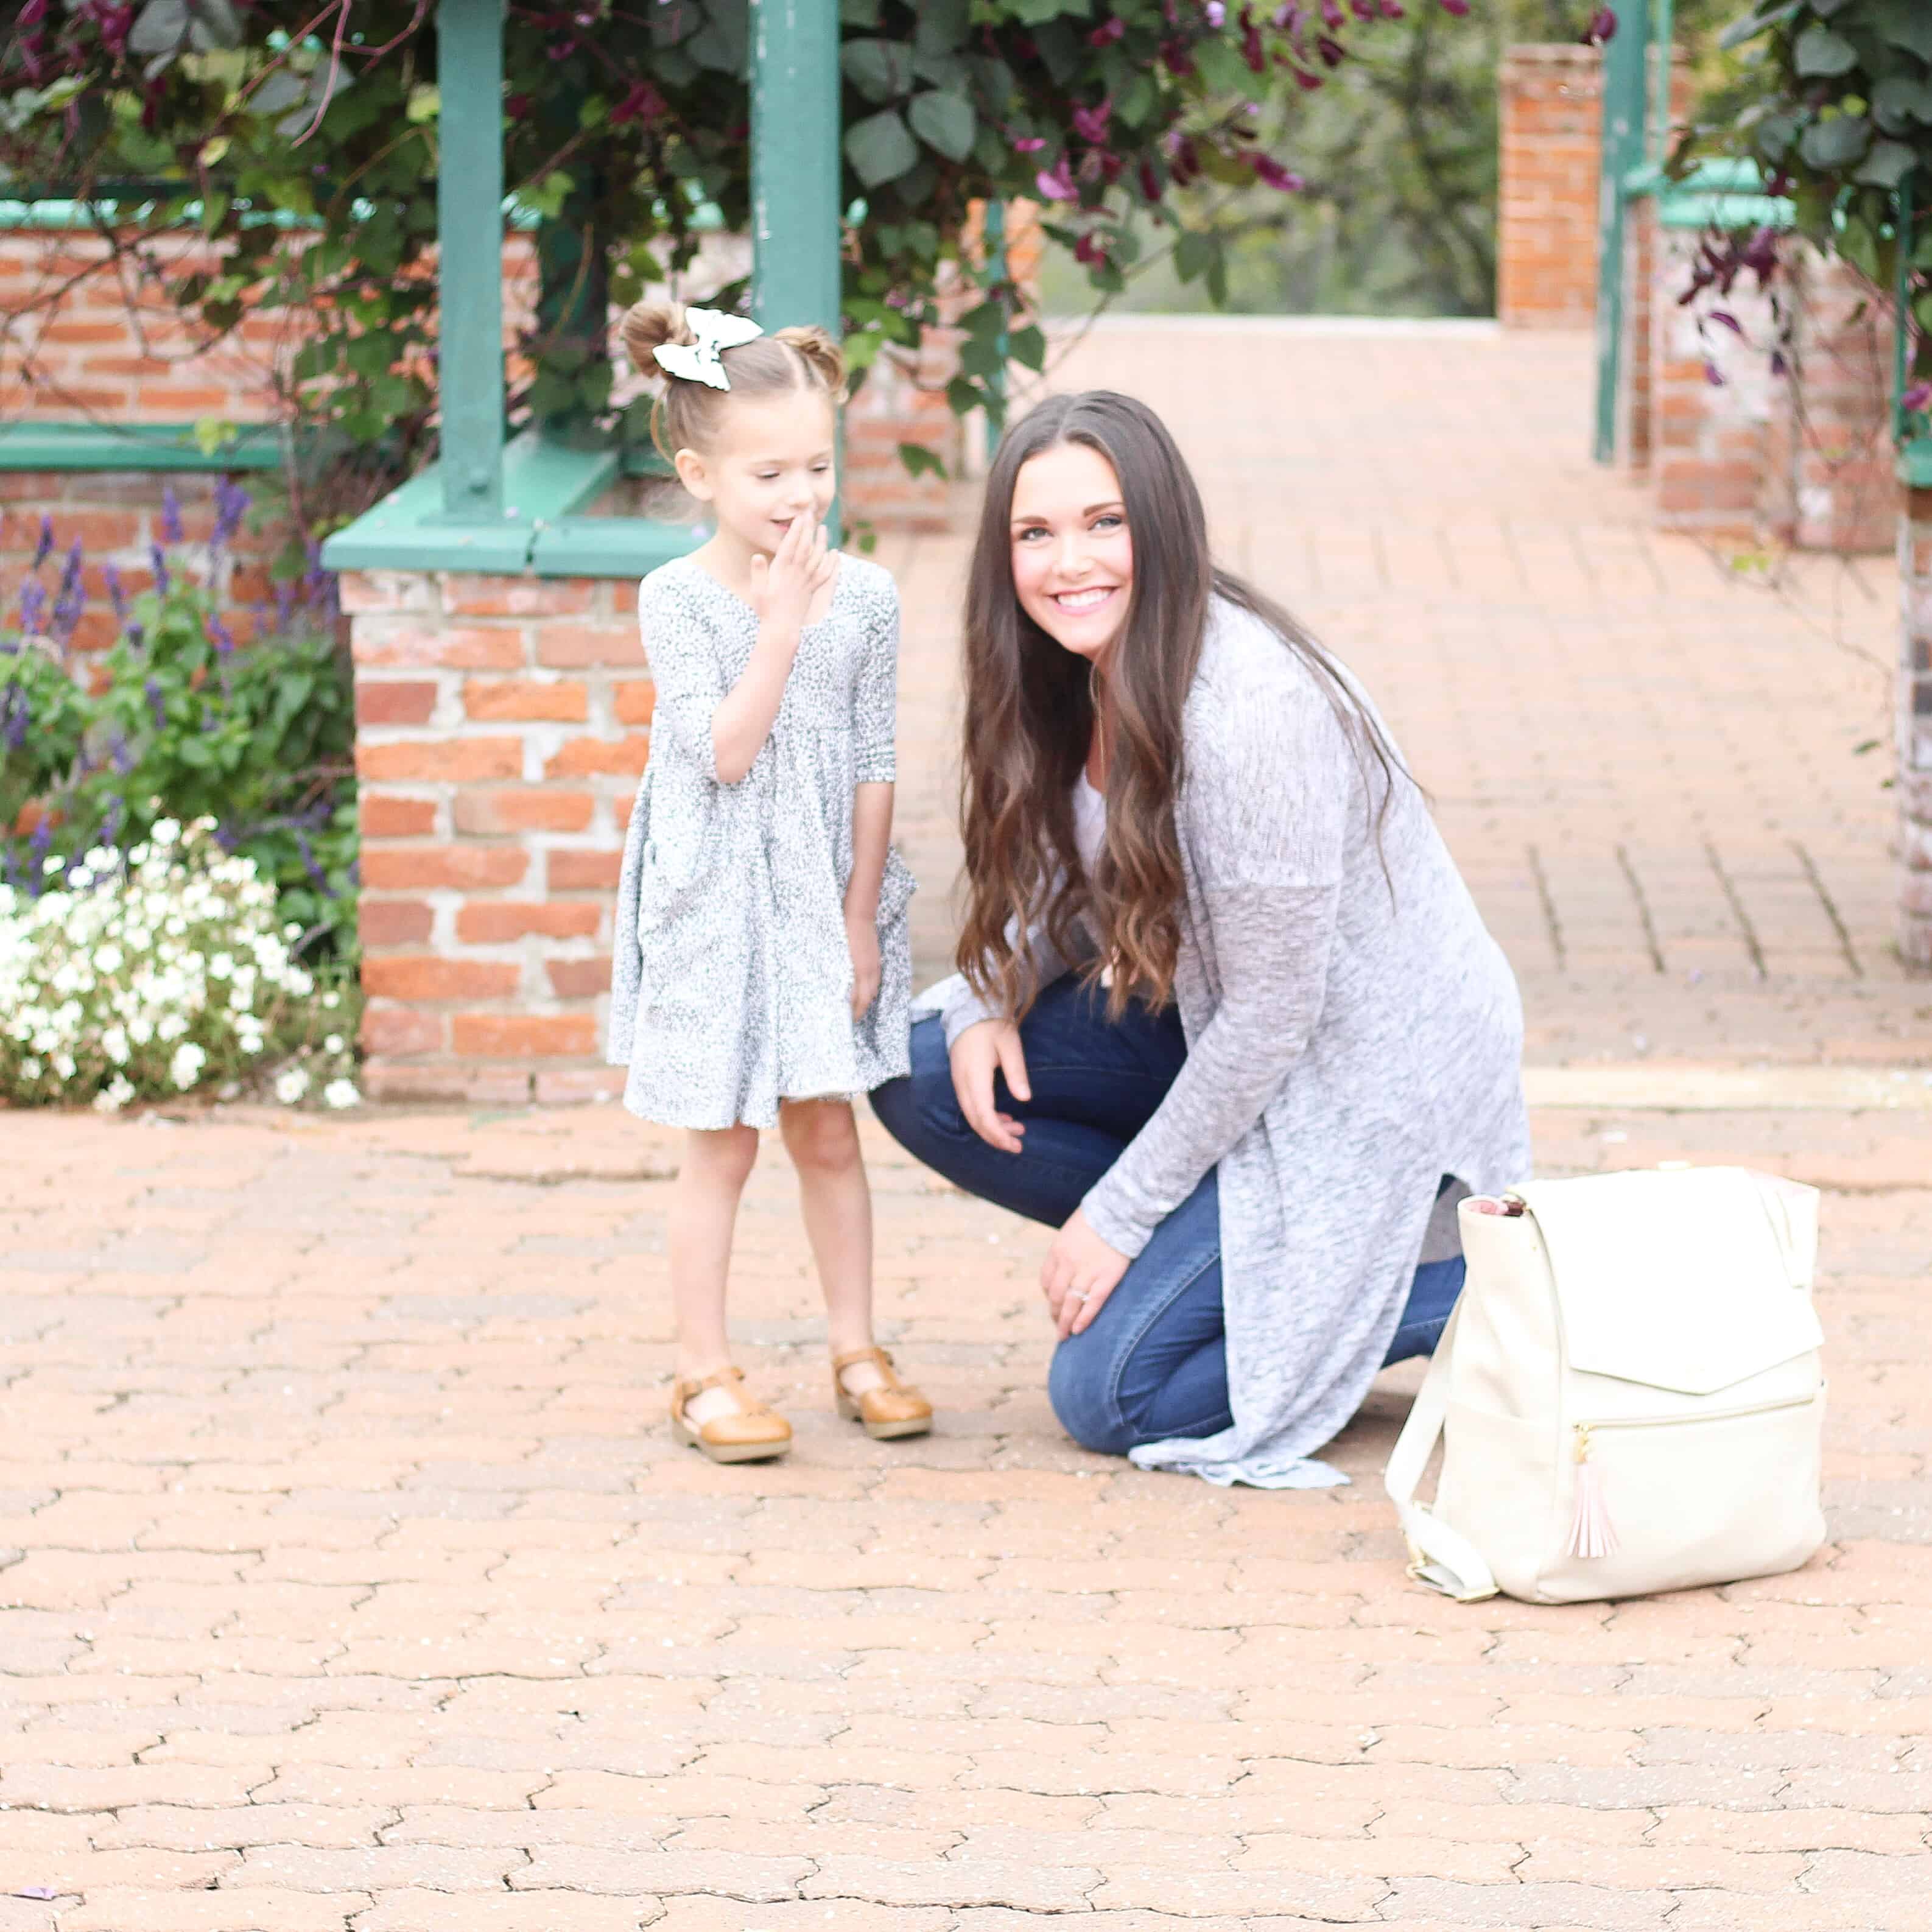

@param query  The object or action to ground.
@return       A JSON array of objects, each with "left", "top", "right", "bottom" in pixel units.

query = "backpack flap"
[{"left": 1514, "top": 1167, "right": 1823, "bottom": 1397}]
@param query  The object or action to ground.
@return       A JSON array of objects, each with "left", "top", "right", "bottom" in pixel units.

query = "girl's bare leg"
[
  {"left": 779, "top": 1098, "right": 885, "bottom": 1396},
  {"left": 668, "top": 1123, "right": 761, "bottom": 1423}
]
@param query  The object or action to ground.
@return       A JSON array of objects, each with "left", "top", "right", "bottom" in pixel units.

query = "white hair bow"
[{"left": 652, "top": 307, "right": 764, "bottom": 390}]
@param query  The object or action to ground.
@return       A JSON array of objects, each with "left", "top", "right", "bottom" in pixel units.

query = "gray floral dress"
[{"left": 607, "top": 553, "right": 915, "bottom": 1129}]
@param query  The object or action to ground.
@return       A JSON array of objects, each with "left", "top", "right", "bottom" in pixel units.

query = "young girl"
[{"left": 606, "top": 301, "right": 929, "bottom": 1464}]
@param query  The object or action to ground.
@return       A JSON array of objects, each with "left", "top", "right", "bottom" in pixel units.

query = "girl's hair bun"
[
  {"left": 773, "top": 325, "right": 848, "bottom": 404},
  {"left": 620, "top": 298, "right": 694, "bottom": 374}
]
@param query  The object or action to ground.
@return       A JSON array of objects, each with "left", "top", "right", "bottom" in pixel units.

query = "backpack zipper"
[
  {"left": 1564, "top": 1388, "right": 1821, "bottom": 1564},
  {"left": 1574, "top": 1387, "right": 1821, "bottom": 1441}
]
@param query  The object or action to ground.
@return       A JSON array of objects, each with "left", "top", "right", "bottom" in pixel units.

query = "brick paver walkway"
[{"left": 4, "top": 324, "right": 1929, "bottom": 1930}]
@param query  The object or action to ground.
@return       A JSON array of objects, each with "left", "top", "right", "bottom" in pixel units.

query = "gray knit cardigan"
[{"left": 919, "top": 596, "right": 1531, "bottom": 1485}]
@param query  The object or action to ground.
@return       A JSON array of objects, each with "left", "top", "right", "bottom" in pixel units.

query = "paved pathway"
[{"left": 2, "top": 323, "right": 1929, "bottom": 1930}]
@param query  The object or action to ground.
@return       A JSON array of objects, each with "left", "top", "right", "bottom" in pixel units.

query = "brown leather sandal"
[
  {"left": 670, "top": 1366, "right": 792, "bottom": 1464},
  {"left": 832, "top": 1346, "right": 933, "bottom": 1441}
]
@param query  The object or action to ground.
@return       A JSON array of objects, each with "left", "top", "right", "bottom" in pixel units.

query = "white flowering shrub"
[{"left": 0, "top": 818, "right": 360, "bottom": 1114}]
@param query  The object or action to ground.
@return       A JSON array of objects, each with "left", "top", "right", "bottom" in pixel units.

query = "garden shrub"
[
  {"left": 0, "top": 820, "right": 359, "bottom": 1114},
  {"left": 1, "top": 482, "right": 358, "bottom": 965}
]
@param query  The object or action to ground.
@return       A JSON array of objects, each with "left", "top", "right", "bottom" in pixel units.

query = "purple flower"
[
  {"left": 1035, "top": 158, "right": 1078, "bottom": 203},
  {"left": 1252, "top": 154, "right": 1305, "bottom": 191},
  {"left": 1012, "top": 135, "right": 1047, "bottom": 154},
  {"left": 160, "top": 484, "right": 184, "bottom": 546},
  {"left": 32, "top": 515, "right": 53, "bottom": 570},
  {"left": 18, "top": 580, "right": 47, "bottom": 636},
  {"left": 1704, "top": 361, "right": 1726, "bottom": 388},
  {"left": 1072, "top": 98, "right": 1113, "bottom": 145},
  {"left": 1438, "top": 0, "right": 1469, "bottom": 12},
  {"left": 272, "top": 581, "right": 297, "bottom": 631},
  {"left": 1903, "top": 382, "right": 1932, "bottom": 413},
  {"left": 1088, "top": 15, "right": 1125, "bottom": 43},
  {"left": 104, "top": 564, "right": 127, "bottom": 621},
  {"left": 1316, "top": 32, "right": 1346, "bottom": 64},
  {"left": 212, "top": 475, "right": 250, "bottom": 549},
  {"left": 149, "top": 543, "right": 170, "bottom": 596},
  {"left": 1581, "top": 4, "right": 1615, "bottom": 42},
  {"left": 208, "top": 614, "right": 236, "bottom": 655},
  {"left": 145, "top": 678, "right": 167, "bottom": 731},
  {"left": 1073, "top": 230, "right": 1110, "bottom": 267},
  {"left": 1321, "top": 0, "right": 1343, "bottom": 24},
  {"left": 1204, "top": 0, "right": 1226, "bottom": 22}
]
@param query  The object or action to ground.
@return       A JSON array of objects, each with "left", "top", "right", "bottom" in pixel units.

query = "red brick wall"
[
  {"left": 345, "top": 568, "right": 647, "bottom": 1104},
  {"left": 1, "top": 469, "right": 280, "bottom": 655},
  {"left": 1498, "top": 46, "right": 1603, "bottom": 330}
]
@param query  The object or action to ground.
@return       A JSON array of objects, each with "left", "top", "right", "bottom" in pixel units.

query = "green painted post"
[
  {"left": 435, "top": 0, "right": 507, "bottom": 522},
  {"left": 984, "top": 197, "right": 1008, "bottom": 465},
  {"left": 1592, "top": 3, "right": 1650, "bottom": 466},
  {"left": 750, "top": 0, "right": 841, "bottom": 340}
]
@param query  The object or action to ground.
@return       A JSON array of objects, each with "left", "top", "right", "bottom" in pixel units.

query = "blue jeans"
[{"left": 870, "top": 977, "right": 1465, "bottom": 1456}]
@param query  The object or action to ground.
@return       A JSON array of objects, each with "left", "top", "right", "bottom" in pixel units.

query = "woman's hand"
[
  {"left": 948, "top": 1018, "right": 1030, "bottom": 1154},
  {"left": 748, "top": 507, "right": 835, "bottom": 638},
  {"left": 1042, "top": 1207, "right": 1129, "bottom": 1338},
  {"left": 844, "top": 904, "right": 881, "bottom": 1019}
]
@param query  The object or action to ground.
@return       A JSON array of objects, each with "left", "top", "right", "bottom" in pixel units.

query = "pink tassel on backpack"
[{"left": 1567, "top": 1425, "right": 1618, "bottom": 1559}]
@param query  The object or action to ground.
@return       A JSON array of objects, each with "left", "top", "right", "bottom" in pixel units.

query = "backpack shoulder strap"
[{"left": 1383, "top": 1302, "right": 1500, "bottom": 1602}]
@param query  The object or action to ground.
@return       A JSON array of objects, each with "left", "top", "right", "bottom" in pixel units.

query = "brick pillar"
[
  {"left": 1648, "top": 228, "right": 1779, "bottom": 542},
  {"left": 1902, "top": 488, "right": 1932, "bottom": 968},
  {"left": 346, "top": 569, "right": 647, "bottom": 1105},
  {"left": 1498, "top": 46, "right": 1603, "bottom": 329},
  {"left": 1774, "top": 250, "right": 1900, "bottom": 554}
]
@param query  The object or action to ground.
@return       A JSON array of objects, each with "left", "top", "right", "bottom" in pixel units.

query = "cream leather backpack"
[{"left": 1385, "top": 1166, "right": 1827, "bottom": 1604}]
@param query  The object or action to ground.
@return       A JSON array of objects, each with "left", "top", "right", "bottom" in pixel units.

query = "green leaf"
[
  {"left": 908, "top": 90, "right": 976, "bottom": 161},
  {"left": 1853, "top": 138, "right": 1917, "bottom": 189},
  {"left": 1872, "top": 74, "right": 1932, "bottom": 133},
  {"left": 1799, "top": 113, "right": 1872, "bottom": 170},
  {"left": 898, "top": 442, "right": 947, "bottom": 481},
  {"left": 127, "top": 0, "right": 189, "bottom": 57},
  {"left": 1193, "top": 36, "right": 1249, "bottom": 93},
  {"left": 1116, "top": 70, "right": 1156, "bottom": 128},
  {"left": 842, "top": 38, "right": 915, "bottom": 102},
  {"left": 1873, "top": 0, "right": 1932, "bottom": 60},
  {"left": 913, "top": 0, "right": 970, "bottom": 57},
  {"left": 1793, "top": 24, "right": 1859, "bottom": 77},
  {"left": 1005, "top": 0, "right": 1084, "bottom": 21},
  {"left": 1174, "top": 230, "right": 1215, "bottom": 283},
  {"left": 844, "top": 108, "right": 919, "bottom": 188},
  {"left": 1008, "top": 323, "right": 1046, "bottom": 371},
  {"left": 958, "top": 334, "right": 1005, "bottom": 379}
]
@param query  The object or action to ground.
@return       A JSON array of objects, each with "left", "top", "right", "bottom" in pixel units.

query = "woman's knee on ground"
[
  {"left": 1047, "top": 1335, "right": 1138, "bottom": 1458},
  {"left": 779, "top": 1098, "right": 862, "bottom": 1177}
]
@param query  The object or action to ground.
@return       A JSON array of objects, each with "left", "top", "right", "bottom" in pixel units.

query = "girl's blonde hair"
[{"left": 620, "top": 299, "right": 846, "bottom": 462}]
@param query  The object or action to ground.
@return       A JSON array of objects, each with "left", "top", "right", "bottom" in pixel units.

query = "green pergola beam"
[
  {"left": 0, "top": 422, "right": 283, "bottom": 471},
  {"left": 1592, "top": 4, "right": 1651, "bottom": 466},
  {"left": 751, "top": 0, "right": 841, "bottom": 340},
  {"left": 325, "top": 0, "right": 845, "bottom": 578},
  {"left": 433, "top": 0, "right": 509, "bottom": 525}
]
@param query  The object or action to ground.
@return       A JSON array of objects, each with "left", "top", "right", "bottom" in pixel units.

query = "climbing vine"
[
  {"left": 0, "top": 0, "right": 1474, "bottom": 524},
  {"left": 1690, "top": 1, "right": 1932, "bottom": 410}
]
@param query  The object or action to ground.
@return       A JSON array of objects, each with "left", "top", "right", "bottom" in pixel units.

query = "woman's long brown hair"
[{"left": 956, "top": 389, "right": 1405, "bottom": 1021}]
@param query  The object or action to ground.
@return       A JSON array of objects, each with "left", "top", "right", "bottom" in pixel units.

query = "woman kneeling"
[{"left": 871, "top": 392, "right": 1529, "bottom": 1486}]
